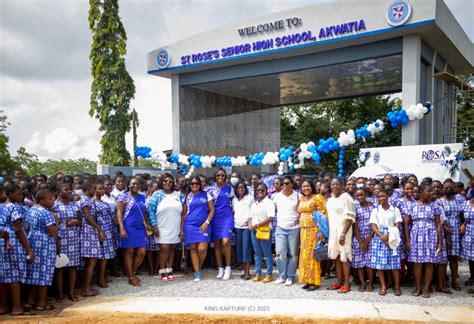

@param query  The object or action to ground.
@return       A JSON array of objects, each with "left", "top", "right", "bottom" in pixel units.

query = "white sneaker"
[
  {"left": 216, "top": 267, "right": 224, "bottom": 279},
  {"left": 223, "top": 267, "right": 231, "bottom": 280},
  {"left": 274, "top": 277, "right": 285, "bottom": 284},
  {"left": 285, "top": 278, "right": 294, "bottom": 286}
]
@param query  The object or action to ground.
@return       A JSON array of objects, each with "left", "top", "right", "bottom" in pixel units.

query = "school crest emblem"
[
  {"left": 386, "top": 0, "right": 412, "bottom": 27},
  {"left": 156, "top": 49, "right": 171, "bottom": 69}
]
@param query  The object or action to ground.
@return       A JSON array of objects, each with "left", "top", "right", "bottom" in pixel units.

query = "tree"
[
  {"left": 14, "top": 147, "right": 40, "bottom": 174},
  {"left": 89, "top": 0, "right": 135, "bottom": 166},
  {"left": 281, "top": 95, "right": 402, "bottom": 174},
  {"left": 456, "top": 74, "right": 473, "bottom": 154},
  {"left": 0, "top": 110, "right": 21, "bottom": 176}
]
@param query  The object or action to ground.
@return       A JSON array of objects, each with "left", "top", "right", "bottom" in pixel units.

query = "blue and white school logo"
[
  {"left": 156, "top": 49, "right": 171, "bottom": 69},
  {"left": 386, "top": 0, "right": 412, "bottom": 27}
]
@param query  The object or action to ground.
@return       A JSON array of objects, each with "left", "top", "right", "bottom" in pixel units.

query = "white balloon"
[{"left": 300, "top": 143, "right": 308, "bottom": 152}]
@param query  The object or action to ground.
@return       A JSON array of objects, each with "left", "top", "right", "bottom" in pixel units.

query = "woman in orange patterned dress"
[{"left": 298, "top": 179, "right": 327, "bottom": 291}]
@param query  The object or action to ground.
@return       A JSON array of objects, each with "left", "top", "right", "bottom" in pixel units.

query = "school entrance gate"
[{"left": 147, "top": 0, "right": 473, "bottom": 158}]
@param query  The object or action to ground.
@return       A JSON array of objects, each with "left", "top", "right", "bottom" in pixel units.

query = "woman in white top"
[
  {"left": 148, "top": 173, "right": 183, "bottom": 282},
  {"left": 369, "top": 190, "right": 402, "bottom": 296},
  {"left": 272, "top": 176, "right": 300, "bottom": 286},
  {"left": 232, "top": 180, "right": 254, "bottom": 280},
  {"left": 326, "top": 177, "right": 356, "bottom": 293},
  {"left": 249, "top": 182, "right": 275, "bottom": 283}
]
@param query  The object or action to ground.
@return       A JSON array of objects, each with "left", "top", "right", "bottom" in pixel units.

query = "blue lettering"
[
  {"left": 358, "top": 19, "right": 366, "bottom": 31},
  {"left": 319, "top": 28, "right": 326, "bottom": 38},
  {"left": 325, "top": 27, "right": 333, "bottom": 37}
]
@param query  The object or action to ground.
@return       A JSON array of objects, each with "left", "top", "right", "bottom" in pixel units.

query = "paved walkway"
[{"left": 58, "top": 296, "right": 474, "bottom": 322}]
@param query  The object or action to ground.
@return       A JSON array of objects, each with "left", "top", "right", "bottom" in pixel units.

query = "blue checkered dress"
[
  {"left": 0, "top": 203, "right": 28, "bottom": 283},
  {"left": 436, "top": 198, "right": 462, "bottom": 256},
  {"left": 54, "top": 201, "right": 81, "bottom": 267},
  {"left": 79, "top": 196, "right": 101, "bottom": 258},
  {"left": 351, "top": 204, "right": 374, "bottom": 268},
  {"left": 461, "top": 201, "right": 474, "bottom": 261},
  {"left": 408, "top": 203, "right": 442, "bottom": 263},
  {"left": 25, "top": 206, "right": 56, "bottom": 286},
  {"left": 369, "top": 207, "right": 401, "bottom": 270},
  {"left": 95, "top": 200, "right": 116, "bottom": 260},
  {"left": 395, "top": 198, "right": 416, "bottom": 260}
]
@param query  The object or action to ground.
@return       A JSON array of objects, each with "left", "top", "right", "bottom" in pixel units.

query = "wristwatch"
[{"left": 205, "top": 220, "right": 210, "bottom": 225}]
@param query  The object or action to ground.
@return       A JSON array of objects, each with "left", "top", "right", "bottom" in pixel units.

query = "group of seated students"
[{"left": 0, "top": 169, "right": 473, "bottom": 315}]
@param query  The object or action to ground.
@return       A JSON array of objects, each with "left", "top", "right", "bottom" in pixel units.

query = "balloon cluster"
[
  {"left": 216, "top": 156, "right": 233, "bottom": 167},
  {"left": 366, "top": 119, "right": 385, "bottom": 135},
  {"left": 338, "top": 147, "right": 345, "bottom": 178},
  {"left": 405, "top": 103, "right": 429, "bottom": 121},
  {"left": 135, "top": 146, "right": 152, "bottom": 158},
  {"left": 387, "top": 109, "right": 409, "bottom": 128},
  {"left": 317, "top": 137, "right": 339, "bottom": 154},
  {"left": 231, "top": 156, "right": 247, "bottom": 167},
  {"left": 277, "top": 162, "right": 285, "bottom": 176},
  {"left": 337, "top": 130, "right": 356, "bottom": 146},
  {"left": 355, "top": 125, "right": 371, "bottom": 139},
  {"left": 279, "top": 146, "right": 295, "bottom": 162}
]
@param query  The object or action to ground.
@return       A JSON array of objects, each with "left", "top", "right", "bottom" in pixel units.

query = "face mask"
[
  {"left": 444, "top": 189, "right": 455, "bottom": 196},
  {"left": 356, "top": 183, "right": 365, "bottom": 189},
  {"left": 230, "top": 177, "right": 239, "bottom": 186}
]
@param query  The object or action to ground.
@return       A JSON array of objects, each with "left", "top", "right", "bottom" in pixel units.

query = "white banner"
[{"left": 358, "top": 143, "right": 464, "bottom": 181}]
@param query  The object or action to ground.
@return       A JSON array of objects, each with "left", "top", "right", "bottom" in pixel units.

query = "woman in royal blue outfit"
[
  {"left": 207, "top": 168, "right": 234, "bottom": 280},
  {"left": 181, "top": 176, "right": 215, "bottom": 282},
  {"left": 117, "top": 178, "right": 152, "bottom": 286}
]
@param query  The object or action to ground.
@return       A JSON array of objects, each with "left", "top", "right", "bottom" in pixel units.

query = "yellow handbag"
[{"left": 256, "top": 225, "right": 271, "bottom": 241}]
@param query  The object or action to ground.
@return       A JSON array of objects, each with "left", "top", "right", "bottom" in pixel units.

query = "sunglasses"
[
  {"left": 216, "top": 174, "right": 226, "bottom": 178},
  {"left": 282, "top": 182, "right": 291, "bottom": 186},
  {"left": 190, "top": 182, "right": 200, "bottom": 185},
  {"left": 163, "top": 179, "right": 174, "bottom": 184}
]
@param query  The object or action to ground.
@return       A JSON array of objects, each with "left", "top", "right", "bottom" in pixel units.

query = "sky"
[{"left": 1, "top": 0, "right": 472, "bottom": 162}]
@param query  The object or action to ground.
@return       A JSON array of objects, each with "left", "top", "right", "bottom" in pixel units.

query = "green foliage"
[
  {"left": 137, "top": 157, "right": 163, "bottom": 169},
  {"left": 0, "top": 110, "right": 21, "bottom": 176},
  {"left": 89, "top": 0, "right": 135, "bottom": 166},
  {"left": 14, "top": 147, "right": 96, "bottom": 176},
  {"left": 281, "top": 96, "right": 402, "bottom": 174}
]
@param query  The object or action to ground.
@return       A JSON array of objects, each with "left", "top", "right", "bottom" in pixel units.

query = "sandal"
[
  {"left": 412, "top": 289, "right": 422, "bottom": 297},
  {"left": 366, "top": 285, "right": 374, "bottom": 292},
  {"left": 24, "top": 302, "right": 35, "bottom": 310},
  {"left": 422, "top": 291, "right": 430, "bottom": 298},
  {"left": 68, "top": 294, "right": 80, "bottom": 302},
  {"left": 327, "top": 283, "right": 342, "bottom": 290},
  {"left": 378, "top": 288, "right": 387, "bottom": 296},
  {"left": 80, "top": 289, "right": 100, "bottom": 297},
  {"left": 36, "top": 303, "right": 55, "bottom": 311},
  {"left": 337, "top": 286, "right": 351, "bottom": 294},
  {"left": 11, "top": 309, "right": 32, "bottom": 316},
  {"left": 394, "top": 288, "right": 402, "bottom": 296},
  {"left": 435, "top": 287, "right": 453, "bottom": 294},
  {"left": 358, "top": 285, "right": 366, "bottom": 292},
  {"left": 128, "top": 276, "right": 141, "bottom": 286}
]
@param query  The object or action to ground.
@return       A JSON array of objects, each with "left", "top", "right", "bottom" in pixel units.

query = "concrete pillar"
[
  {"left": 171, "top": 75, "right": 180, "bottom": 153},
  {"left": 401, "top": 35, "right": 422, "bottom": 145}
]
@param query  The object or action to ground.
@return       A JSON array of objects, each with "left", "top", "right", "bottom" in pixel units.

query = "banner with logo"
[{"left": 359, "top": 143, "right": 464, "bottom": 181}]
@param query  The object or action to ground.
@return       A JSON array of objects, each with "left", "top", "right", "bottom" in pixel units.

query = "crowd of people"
[{"left": 0, "top": 168, "right": 473, "bottom": 315}]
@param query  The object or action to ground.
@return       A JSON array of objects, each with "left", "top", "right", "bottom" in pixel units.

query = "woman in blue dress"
[
  {"left": 117, "top": 178, "right": 152, "bottom": 286},
  {"left": 25, "top": 189, "right": 58, "bottom": 312},
  {"left": 207, "top": 168, "right": 234, "bottom": 280},
  {"left": 0, "top": 184, "right": 35, "bottom": 315},
  {"left": 79, "top": 182, "right": 104, "bottom": 297},
  {"left": 94, "top": 183, "right": 116, "bottom": 288},
  {"left": 180, "top": 176, "right": 215, "bottom": 282},
  {"left": 53, "top": 182, "right": 81, "bottom": 302}
]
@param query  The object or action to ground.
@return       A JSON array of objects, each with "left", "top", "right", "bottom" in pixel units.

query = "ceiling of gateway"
[{"left": 191, "top": 55, "right": 402, "bottom": 106}]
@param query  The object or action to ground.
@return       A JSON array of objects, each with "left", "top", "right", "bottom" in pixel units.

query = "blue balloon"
[
  {"left": 279, "top": 148, "right": 285, "bottom": 154},
  {"left": 317, "top": 145, "right": 323, "bottom": 152},
  {"left": 402, "top": 117, "right": 409, "bottom": 125},
  {"left": 308, "top": 145, "right": 316, "bottom": 153},
  {"left": 289, "top": 146, "right": 295, "bottom": 152},
  {"left": 389, "top": 116, "right": 396, "bottom": 122},
  {"left": 392, "top": 122, "right": 398, "bottom": 128}
]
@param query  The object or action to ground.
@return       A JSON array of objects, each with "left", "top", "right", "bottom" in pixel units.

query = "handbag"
[
  {"left": 313, "top": 210, "right": 329, "bottom": 239},
  {"left": 313, "top": 240, "right": 329, "bottom": 261},
  {"left": 256, "top": 225, "right": 271, "bottom": 241}
]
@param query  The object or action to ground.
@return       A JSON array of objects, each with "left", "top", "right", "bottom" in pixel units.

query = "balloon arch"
[{"left": 136, "top": 103, "right": 432, "bottom": 178}]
